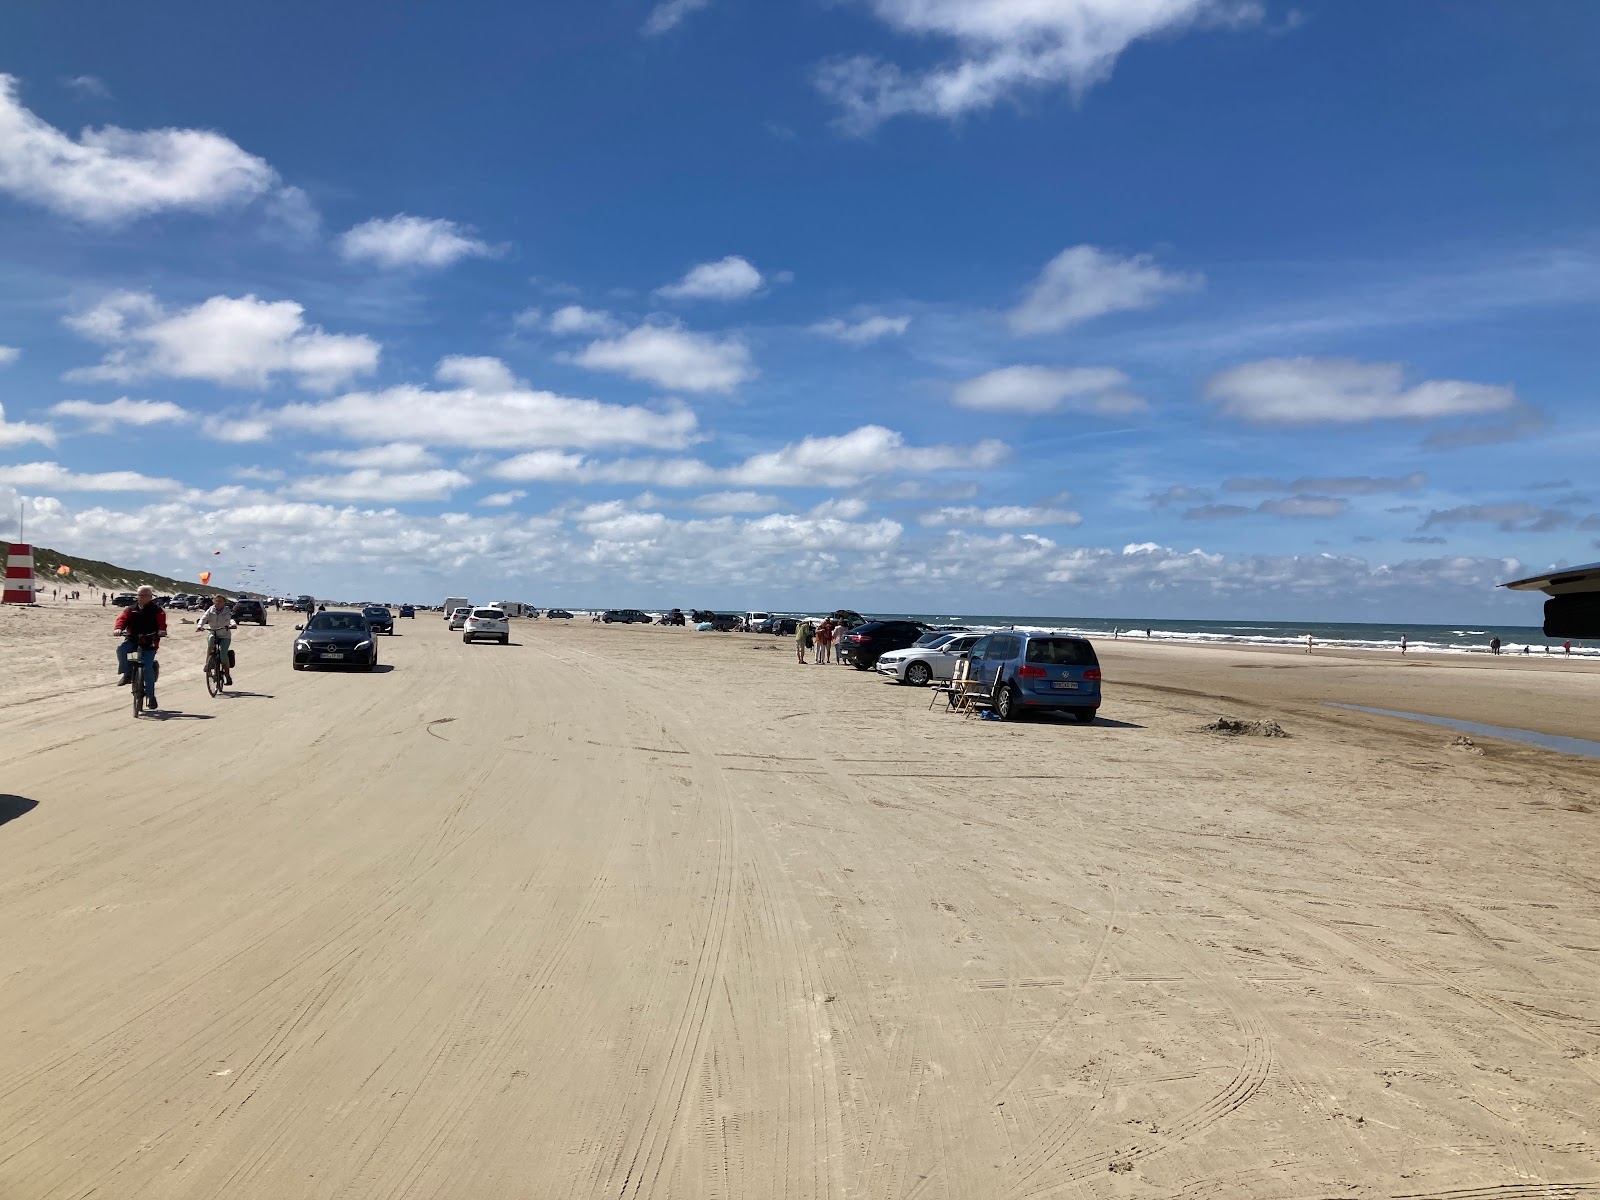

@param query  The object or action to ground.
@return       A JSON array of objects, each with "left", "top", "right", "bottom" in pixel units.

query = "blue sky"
[{"left": 0, "top": 0, "right": 1595, "bottom": 619}]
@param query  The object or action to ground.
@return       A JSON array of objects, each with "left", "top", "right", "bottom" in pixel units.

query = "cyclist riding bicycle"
[
  {"left": 114, "top": 585, "right": 167, "bottom": 710},
  {"left": 195, "top": 594, "right": 237, "bottom": 686}
]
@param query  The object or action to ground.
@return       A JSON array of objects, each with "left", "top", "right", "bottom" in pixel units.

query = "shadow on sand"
[{"left": 0, "top": 795, "right": 39, "bottom": 828}]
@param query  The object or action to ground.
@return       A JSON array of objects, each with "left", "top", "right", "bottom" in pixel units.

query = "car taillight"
[
  {"left": 1084, "top": 668, "right": 1102, "bottom": 681},
  {"left": 844, "top": 634, "right": 864, "bottom": 643},
  {"left": 1016, "top": 664, "right": 1047, "bottom": 679}
]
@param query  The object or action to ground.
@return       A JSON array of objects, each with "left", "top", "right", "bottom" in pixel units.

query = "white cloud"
[
  {"left": 65, "top": 291, "right": 380, "bottom": 391},
  {"left": 491, "top": 424, "right": 1008, "bottom": 491},
  {"left": 687, "top": 490, "right": 783, "bottom": 513},
  {"left": 724, "top": 424, "right": 1007, "bottom": 488},
  {"left": 202, "top": 415, "right": 273, "bottom": 443},
  {"left": 0, "top": 345, "right": 18, "bottom": 365},
  {"left": 62, "top": 75, "right": 111, "bottom": 99},
  {"left": 810, "top": 496, "right": 870, "bottom": 519},
  {"left": 231, "top": 465, "right": 285, "bottom": 483},
  {"left": 51, "top": 397, "right": 188, "bottom": 433},
  {"left": 1256, "top": 495, "right": 1348, "bottom": 518},
  {"left": 1206, "top": 357, "right": 1520, "bottom": 424},
  {"left": 642, "top": 0, "right": 712, "bottom": 35},
  {"left": 951, "top": 365, "right": 1144, "bottom": 415},
  {"left": 0, "top": 72, "right": 283, "bottom": 223},
  {"left": 478, "top": 490, "right": 527, "bottom": 507},
  {"left": 656, "top": 256, "right": 764, "bottom": 301},
  {"left": 920, "top": 504, "right": 1083, "bottom": 529},
  {"left": 573, "top": 321, "right": 755, "bottom": 393},
  {"left": 811, "top": 314, "right": 912, "bottom": 344},
  {"left": 286, "top": 468, "right": 471, "bottom": 504},
  {"left": 816, "top": 0, "right": 1260, "bottom": 133},
  {"left": 1224, "top": 472, "right": 1426, "bottom": 495},
  {"left": 339, "top": 214, "right": 494, "bottom": 270},
  {"left": 303, "top": 443, "right": 439, "bottom": 470},
  {"left": 545, "top": 305, "right": 624, "bottom": 336},
  {"left": 0, "top": 460, "right": 179, "bottom": 492},
  {"left": 0, "top": 403, "right": 56, "bottom": 448},
  {"left": 272, "top": 356, "right": 700, "bottom": 451},
  {"left": 1010, "top": 245, "right": 1202, "bottom": 334}
]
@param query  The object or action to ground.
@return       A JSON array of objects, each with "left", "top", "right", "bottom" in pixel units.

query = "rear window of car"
[
  {"left": 472, "top": 609, "right": 503, "bottom": 619},
  {"left": 1025, "top": 638, "right": 1097, "bottom": 666}
]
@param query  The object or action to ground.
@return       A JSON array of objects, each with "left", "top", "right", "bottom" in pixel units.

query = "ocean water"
[{"left": 836, "top": 614, "right": 1595, "bottom": 657}]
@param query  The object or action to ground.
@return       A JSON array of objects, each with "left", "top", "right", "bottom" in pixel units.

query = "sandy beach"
[{"left": 2, "top": 604, "right": 1598, "bottom": 1198}]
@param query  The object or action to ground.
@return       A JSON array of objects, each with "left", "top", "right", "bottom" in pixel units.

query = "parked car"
[
  {"left": 602, "top": 609, "right": 651, "bottom": 624},
  {"left": 876, "top": 633, "right": 983, "bottom": 686},
  {"left": 463, "top": 607, "right": 511, "bottom": 645},
  {"left": 111, "top": 591, "right": 136, "bottom": 607},
  {"left": 363, "top": 605, "right": 395, "bottom": 634},
  {"left": 913, "top": 627, "right": 972, "bottom": 646},
  {"left": 706, "top": 613, "right": 743, "bottom": 631},
  {"left": 755, "top": 616, "right": 800, "bottom": 636},
  {"left": 154, "top": 595, "right": 173, "bottom": 608},
  {"left": 293, "top": 611, "right": 379, "bottom": 671},
  {"left": 448, "top": 606, "right": 471, "bottom": 630},
  {"left": 399, "top": 605, "right": 415, "bottom": 618},
  {"left": 232, "top": 598, "right": 267, "bottom": 625},
  {"left": 837, "top": 619, "right": 927, "bottom": 670},
  {"left": 658, "top": 608, "right": 686, "bottom": 626},
  {"left": 545, "top": 609, "right": 575, "bottom": 619},
  {"left": 294, "top": 594, "right": 316, "bottom": 614},
  {"left": 963, "top": 631, "right": 1101, "bottom": 722},
  {"left": 829, "top": 609, "right": 867, "bottom": 630}
]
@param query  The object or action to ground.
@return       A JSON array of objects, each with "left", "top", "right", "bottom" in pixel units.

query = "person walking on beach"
[
  {"left": 1490, "top": 636, "right": 1501, "bottom": 655},
  {"left": 814, "top": 618, "right": 833, "bottom": 664},
  {"left": 1306, "top": 632, "right": 1314, "bottom": 655},
  {"left": 795, "top": 620, "right": 813, "bottom": 664},
  {"left": 1564, "top": 640, "right": 1572, "bottom": 656},
  {"left": 1400, "top": 634, "right": 1407, "bottom": 656}
]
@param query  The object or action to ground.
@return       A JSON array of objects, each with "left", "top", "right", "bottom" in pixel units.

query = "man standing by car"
[{"left": 114, "top": 586, "right": 166, "bottom": 708}]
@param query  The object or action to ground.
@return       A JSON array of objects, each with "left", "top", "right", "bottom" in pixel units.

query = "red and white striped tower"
[{"left": 3, "top": 543, "right": 38, "bottom": 605}]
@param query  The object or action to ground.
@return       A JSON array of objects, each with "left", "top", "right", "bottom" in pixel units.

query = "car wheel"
[
  {"left": 995, "top": 683, "right": 1018, "bottom": 721},
  {"left": 499, "top": 634, "right": 508, "bottom": 645},
  {"left": 463, "top": 634, "right": 472, "bottom": 643},
  {"left": 293, "top": 662, "right": 305, "bottom": 671},
  {"left": 1073, "top": 708, "right": 1096, "bottom": 724},
  {"left": 853, "top": 658, "right": 872, "bottom": 671},
  {"left": 905, "top": 661, "right": 932, "bottom": 687}
]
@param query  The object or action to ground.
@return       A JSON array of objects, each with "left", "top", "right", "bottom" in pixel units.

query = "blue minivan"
[{"left": 963, "top": 631, "right": 1101, "bottom": 722}]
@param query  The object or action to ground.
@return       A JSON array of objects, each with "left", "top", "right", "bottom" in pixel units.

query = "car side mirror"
[{"left": 295, "top": 624, "right": 304, "bottom": 631}]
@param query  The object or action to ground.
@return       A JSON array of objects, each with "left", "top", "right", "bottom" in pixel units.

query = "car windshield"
[
  {"left": 308, "top": 613, "right": 368, "bottom": 632},
  {"left": 1024, "top": 638, "right": 1097, "bottom": 666},
  {"left": 921, "top": 634, "right": 956, "bottom": 649}
]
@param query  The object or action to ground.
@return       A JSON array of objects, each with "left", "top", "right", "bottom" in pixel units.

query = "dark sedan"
[
  {"left": 836, "top": 619, "right": 928, "bottom": 670},
  {"left": 293, "top": 611, "right": 379, "bottom": 671},
  {"left": 399, "top": 605, "right": 415, "bottom": 618},
  {"left": 363, "top": 605, "right": 395, "bottom": 634},
  {"left": 232, "top": 598, "right": 267, "bottom": 625}
]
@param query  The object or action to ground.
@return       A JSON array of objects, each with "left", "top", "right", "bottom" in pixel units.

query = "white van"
[
  {"left": 495, "top": 601, "right": 532, "bottom": 618},
  {"left": 443, "top": 596, "right": 469, "bottom": 620}
]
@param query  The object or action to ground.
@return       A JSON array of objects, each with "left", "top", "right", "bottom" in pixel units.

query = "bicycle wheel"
[
  {"left": 205, "top": 654, "right": 223, "bottom": 697},
  {"left": 132, "top": 666, "right": 144, "bottom": 717}
]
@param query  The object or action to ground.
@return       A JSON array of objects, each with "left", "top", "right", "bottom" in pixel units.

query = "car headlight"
[
  {"left": 295, "top": 640, "right": 309, "bottom": 650},
  {"left": 355, "top": 640, "right": 371, "bottom": 650}
]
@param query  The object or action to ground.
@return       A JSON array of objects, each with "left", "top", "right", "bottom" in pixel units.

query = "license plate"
[
  {"left": 320, "top": 652, "right": 345, "bottom": 660},
  {"left": 1052, "top": 681, "right": 1078, "bottom": 690}
]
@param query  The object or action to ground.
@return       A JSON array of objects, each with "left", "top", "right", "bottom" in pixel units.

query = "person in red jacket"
[{"left": 114, "top": 586, "right": 167, "bottom": 710}]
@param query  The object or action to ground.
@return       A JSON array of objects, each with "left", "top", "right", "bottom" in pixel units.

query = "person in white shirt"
[{"left": 195, "top": 594, "right": 238, "bottom": 685}]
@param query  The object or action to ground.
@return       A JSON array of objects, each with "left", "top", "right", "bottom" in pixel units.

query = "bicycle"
[
  {"left": 204, "top": 640, "right": 229, "bottom": 697},
  {"left": 116, "top": 636, "right": 159, "bottom": 717}
]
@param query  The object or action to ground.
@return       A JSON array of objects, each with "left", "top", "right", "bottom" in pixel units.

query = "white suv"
[
  {"left": 448, "top": 606, "right": 470, "bottom": 630},
  {"left": 463, "top": 607, "right": 510, "bottom": 645}
]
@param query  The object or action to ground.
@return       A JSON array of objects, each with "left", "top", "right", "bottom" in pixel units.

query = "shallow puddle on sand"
[{"left": 1329, "top": 704, "right": 1600, "bottom": 760}]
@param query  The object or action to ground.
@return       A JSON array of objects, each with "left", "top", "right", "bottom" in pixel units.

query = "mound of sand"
[{"left": 1203, "top": 716, "right": 1289, "bottom": 737}]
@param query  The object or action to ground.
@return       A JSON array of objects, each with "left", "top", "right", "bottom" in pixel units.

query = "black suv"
[
  {"left": 602, "top": 609, "right": 650, "bottom": 623},
  {"left": 363, "top": 605, "right": 395, "bottom": 634},
  {"left": 232, "top": 598, "right": 267, "bottom": 625},
  {"left": 837, "top": 619, "right": 928, "bottom": 670}
]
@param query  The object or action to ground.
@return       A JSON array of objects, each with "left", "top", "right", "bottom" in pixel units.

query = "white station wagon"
[{"left": 463, "top": 607, "right": 511, "bottom": 645}]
